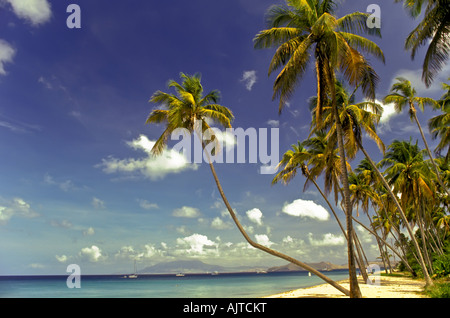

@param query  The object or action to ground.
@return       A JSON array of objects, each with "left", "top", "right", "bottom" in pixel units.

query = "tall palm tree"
[
  {"left": 383, "top": 77, "right": 448, "bottom": 197},
  {"left": 254, "top": 0, "right": 385, "bottom": 297},
  {"left": 379, "top": 139, "right": 435, "bottom": 285},
  {"left": 395, "top": 0, "right": 450, "bottom": 87},
  {"left": 147, "top": 72, "right": 350, "bottom": 296}
]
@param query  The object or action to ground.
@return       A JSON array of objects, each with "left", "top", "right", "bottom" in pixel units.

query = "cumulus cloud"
[
  {"left": 176, "top": 233, "right": 217, "bottom": 255},
  {"left": 255, "top": 234, "right": 275, "bottom": 247},
  {"left": 240, "top": 70, "right": 257, "bottom": 91},
  {"left": 282, "top": 199, "right": 330, "bottom": 221},
  {"left": 378, "top": 100, "right": 397, "bottom": 125},
  {"left": 246, "top": 208, "right": 263, "bottom": 226},
  {"left": 308, "top": 233, "right": 345, "bottom": 246},
  {"left": 79, "top": 245, "right": 105, "bottom": 262},
  {"left": 0, "top": 40, "right": 16, "bottom": 75},
  {"left": 172, "top": 206, "right": 201, "bottom": 218},
  {"left": 97, "top": 135, "right": 197, "bottom": 181},
  {"left": 3, "top": 0, "right": 52, "bottom": 26},
  {"left": 0, "top": 197, "right": 39, "bottom": 225}
]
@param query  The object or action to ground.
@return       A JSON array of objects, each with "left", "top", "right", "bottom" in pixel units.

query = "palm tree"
[
  {"left": 395, "top": 0, "right": 450, "bottom": 87},
  {"left": 383, "top": 77, "right": 448, "bottom": 197},
  {"left": 254, "top": 0, "right": 385, "bottom": 297},
  {"left": 146, "top": 72, "right": 350, "bottom": 296},
  {"left": 379, "top": 139, "right": 435, "bottom": 285},
  {"left": 273, "top": 140, "right": 347, "bottom": 237},
  {"left": 429, "top": 79, "right": 450, "bottom": 162}
]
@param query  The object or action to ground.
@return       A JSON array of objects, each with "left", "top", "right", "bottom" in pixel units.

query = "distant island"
[{"left": 131, "top": 260, "right": 352, "bottom": 275}]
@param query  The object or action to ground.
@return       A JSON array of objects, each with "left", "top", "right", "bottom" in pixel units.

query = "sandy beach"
[{"left": 265, "top": 274, "right": 428, "bottom": 298}]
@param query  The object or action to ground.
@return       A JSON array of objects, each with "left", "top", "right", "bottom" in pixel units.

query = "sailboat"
[{"left": 127, "top": 259, "right": 138, "bottom": 279}]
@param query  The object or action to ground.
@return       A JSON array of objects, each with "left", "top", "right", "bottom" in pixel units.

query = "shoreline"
[{"left": 264, "top": 274, "right": 428, "bottom": 298}]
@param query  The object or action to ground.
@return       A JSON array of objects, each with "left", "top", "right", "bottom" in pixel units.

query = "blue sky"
[{"left": 0, "top": 0, "right": 448, "bottom": 275}]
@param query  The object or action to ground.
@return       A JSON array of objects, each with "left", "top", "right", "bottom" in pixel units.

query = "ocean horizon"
[{"left": 0, "top": 270, "right": 350, "bottom": 298}]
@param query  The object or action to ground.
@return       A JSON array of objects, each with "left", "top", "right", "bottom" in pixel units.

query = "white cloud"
[
  {"left": 391, "top": 63, "right": 450, "bottom": 97},
  {"left": 378, "top": 100, "right": 397, "bottom": 125},
  {"left": 79, "top": 245, "right": 105, "bottom": 262},
  {"left": 267, "top": 120, "right": 279, "bottom": 128},
  {"left": 0, "top": 197, "right": 39, "bottom": 225},
  {"left": 97, "top": 135, "right": 197, "bottom": 181},
  {"left": 176, "top": 233, "right": 217, "bottom": 255},
  {"left": 0, "top": 39, "right": 16, "bottom": 75},
  {"left": 282, "top": 199, "right": 330, "bottom": 221},
  {"left": 246, "top": 208, "right": 263, "bottom": 226},
  {"left": 83, "top": 227, "right": 95, "bottom": 236},
  {"left": 137, "top": 199, "right": 159, "bottom": 210},
  {"left": 308, "top": 233, "right": 345, "bottom": 246},
  {"left": 43, "top": 173, "right": 77, "bottom": 192},
  {"left": 55, "top": 255, "right": 68, "bottom": 263},
  {"left": 4, "top": 0, "right": 52, "bottom": 26},
  {"left": 211, "top": 217, "right": 233, "bottom": 230},
  {"left": 92, "top": 197, "right": 105, "bottom": 209},
  {"left": 172, "top": 206, "right": 201, "bottom": 218},
  {"left": 255, "top": 234, "right": 274, "bottom": 247},
  {"left": 240, "top": 70, "right": 257, "bottom": 91}
]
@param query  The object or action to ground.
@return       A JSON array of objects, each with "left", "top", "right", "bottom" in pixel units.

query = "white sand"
[{"left": 265, "top": 275, "right": 428, "bottom": 298}]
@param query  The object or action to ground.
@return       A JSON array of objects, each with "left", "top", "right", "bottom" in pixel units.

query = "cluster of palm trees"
[
  {"left": 145, "top": 0, "right": 449, "bottom": 298},
  {"left": 274, "top": 77, "right": 450, "bottom": 291}
]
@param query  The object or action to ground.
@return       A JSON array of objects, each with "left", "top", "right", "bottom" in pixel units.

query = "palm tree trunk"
[
  {"left": 351, "top": 216, "right": 415, "bottom": 273},
  {"left": 305, "top": 167, "right": 347, "bottom": 238},
  {"left": 329, "top": 71, "right": 362, "bottom": 298},
  {"left": 207, "top": 161, "right": 351, "bottom": 296},
  {"left": 356, "top": 139, "right": 434, "bottom": 286},
  {"left": 411, "top": 108, "right": 450, "bottom": 197}
]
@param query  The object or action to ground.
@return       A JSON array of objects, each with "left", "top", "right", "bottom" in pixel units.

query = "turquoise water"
[{"left": 0, "top": 270, "right": 349, "bottom": 298}]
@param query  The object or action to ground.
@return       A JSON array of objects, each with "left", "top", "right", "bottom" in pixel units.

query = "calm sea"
[{"left": 0, "top": 270, "right": 349, "bottom": 298}]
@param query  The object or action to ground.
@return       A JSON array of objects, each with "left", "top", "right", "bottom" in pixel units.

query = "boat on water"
[
  {"left": 176, "top": 273, "right": 185, "bottom": 277},
  {"left": 124, "top": 260, "right": 138, "bottom": 279},
  {"left": 211, "top": 271, "right": 219, "bottom": 276}
]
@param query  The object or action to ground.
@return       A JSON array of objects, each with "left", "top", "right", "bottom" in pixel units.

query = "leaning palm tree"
[
  {"left": 383, "top": 77, "right": 448, "bottom": 197},
  {"left": 146, "top": 72, "right": 350, "bottom": 296},
  {"left": 395, "top": 0, "right": 450, "bottom": 87},
  {"left": 254, "top": 0, "right": 385, "bottom": 297}
]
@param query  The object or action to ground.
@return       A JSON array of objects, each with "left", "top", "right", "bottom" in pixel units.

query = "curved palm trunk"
[
  {"left": 356, "top": 138, "right": 434, "bottom": 286},
  {"left": 198, "top": 132, "right": 350, "bottom": 295},
  {"left": 329, "top": 71, "right": 362, "bottom": 298},
  {"left": 207, "top": 161, "right": 351, "bottom": 296},
  {"left": 411, "top": 106, "right": 450, "bottom": 197}
]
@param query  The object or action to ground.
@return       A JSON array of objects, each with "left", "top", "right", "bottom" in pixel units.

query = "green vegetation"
[{"left": 425, "top": 280, "right": 450, "bottom": 298}]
